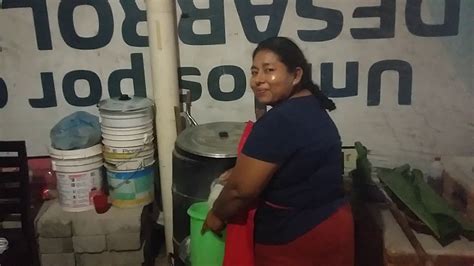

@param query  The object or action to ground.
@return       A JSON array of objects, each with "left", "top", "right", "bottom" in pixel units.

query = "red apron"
[
  {"left": 254, "top": 203, "right": 354, "bottom": 266},
  {"left": 223, "top": 121, "right": 256, "bottom": 266}
]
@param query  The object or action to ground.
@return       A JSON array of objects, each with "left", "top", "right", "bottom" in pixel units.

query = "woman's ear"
[{"left": 292, "top": 67, "right": 303, "bottom": 86}]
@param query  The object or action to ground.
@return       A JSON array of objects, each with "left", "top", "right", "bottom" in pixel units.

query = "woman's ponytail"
[
  {"left": 303, "top": 64, "right": 336, "bottom": 111},
  {"left": 310, "top": 83, "right": 336, "bottom": 111}
]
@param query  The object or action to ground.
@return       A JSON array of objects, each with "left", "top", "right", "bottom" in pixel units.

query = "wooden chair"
[{"left": 0, "top": 141, "right": 38, "bottom": 266}]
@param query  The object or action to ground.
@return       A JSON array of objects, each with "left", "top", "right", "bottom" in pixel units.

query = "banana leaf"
[
  {"left": 378, "top": 166, "right": 474, "bottom": 245},
  {"left": 353, "top": 142, "right": 474, "bottom": 245}
]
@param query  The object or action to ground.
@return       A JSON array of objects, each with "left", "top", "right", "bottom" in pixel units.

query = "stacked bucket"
[
  {"left": 50, "top": 144, "right": 104, "bottom": 212},
  {"left": 98, "top": 94, "right": 156, "bottom": 208}
]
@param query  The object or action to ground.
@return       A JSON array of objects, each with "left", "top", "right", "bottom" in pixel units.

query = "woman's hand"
[{"left": 201, "top": 209, "right": 225, "bottom": 237}]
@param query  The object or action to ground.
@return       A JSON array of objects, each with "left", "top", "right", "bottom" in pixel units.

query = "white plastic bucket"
[
  {"left": 101, "top": 117, "right": 153, "bottom": 128},
  {"left": 49, "top": 144, "right": 103, "bottom": 212},
  {"left": 100, "top": 109, "right": 153, "bottom": 128},
  {"left": 103, "top": 143, "right": 155, "bottom": 159},
  {"left": 102, "top": 137, "right": 154, "bottom": 148},
  {"left": 105, "top": 162, "right": 155, "bottom": 208},
  {"left": 100, "top": 108, "right": 152, "bottom": 118},
  {"left": 105, "top": 150, "right": 155, "bottom": 171},
  {"left": 102, "top": 130, "right": 154, "bottom": 142},
  {"left": 49, "top": 144, "right": 102, "bottom": 160},
  {"left": 101, "top": 124, "right": 153, "bottom": 136}
]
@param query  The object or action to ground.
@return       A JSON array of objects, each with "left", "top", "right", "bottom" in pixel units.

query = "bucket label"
[
  {"left": 57, "top": 168, "right": 102, "bottom": 210},
  {"left": 107, "top": 166, "right": 154, "bottom": 207}
]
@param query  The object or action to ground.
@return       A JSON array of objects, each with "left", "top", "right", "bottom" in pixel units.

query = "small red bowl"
[{"left": 93, "top": 193, "right": 110, "bottom": 214}]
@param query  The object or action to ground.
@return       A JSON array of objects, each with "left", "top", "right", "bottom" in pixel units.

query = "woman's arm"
[{"left": 202, "top": 153, "right": 278, "bottom": 233}]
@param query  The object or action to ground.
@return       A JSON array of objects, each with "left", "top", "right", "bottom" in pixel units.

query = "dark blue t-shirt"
[{"left": 242, "top": 95, "right": 345, "bottom": 245}]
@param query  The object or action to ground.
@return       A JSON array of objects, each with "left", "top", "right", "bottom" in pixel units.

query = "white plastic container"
[
  {"left": 102, "top": 136, "right": 154, "bottom": 148},
  {"left": 428, "top": 157, "right": 443, "bottom": 180},
  {"left": 427, "top": 157, "right": 444, "bottom": 194},
  {"left": 49, "top": 144, "right": 103, "bottom": 212},
  {"left": 101, "top": 124, "right": 153, "bottom": 136},
  {"left": 103, "top": 143, "right": 155, "bottom": 159},
  {"left": 105, "top": 149, "right": 155, "bottom": 171},
  {"left": 207, "top": 179, "right": 225, "bottom": 208},
  {"left": 0, "top": 237, "right": 8, "bottom": 254},
  {"left": 102, "top": 129, "right": 154, "bottom": 141}
]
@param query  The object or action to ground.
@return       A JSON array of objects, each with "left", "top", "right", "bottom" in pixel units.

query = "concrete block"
[
  {"left": 71, "top": 209, "right": 106, "bottom": 236},
  {"left": 76, "top": 252, "right": 111, "bottom": 266},
  {"left": 73, "top": 235, "right": 107, "bottom": 253},
  {"left": 36, "top": 200, "right": 73, "bottom": 237},
  {"left": 110, "top": 249, "right": 144, "bottom": 265},
  {"left": 34, "top": 200, "right": 53, "bottom": 230},
  {"left": 107, "top": 232, "right": 142, "bottom": 251},
  {"left": 72, "top": 206, "right": 142, "bottom": 236},
  {"left": 38, "top": 237, "right": 73, "bottom": 253},
  {"left": 40, "top": 253, "right": 75, "bottom": 266},
  {"left": 75, "top": 250, "right": 143, "bottom": 266}
]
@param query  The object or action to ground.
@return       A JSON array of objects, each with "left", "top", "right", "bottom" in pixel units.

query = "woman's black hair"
[{"left": 252, "top": 36, "right": 336, "bottom": 111}]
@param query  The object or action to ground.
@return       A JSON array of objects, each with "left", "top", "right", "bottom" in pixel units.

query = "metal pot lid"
[
  {"left": 98, "top": 94, "right": 154, "bottom": 112},
  {"left": 176, "top": 122, "right": 246, "bottom": 158}
]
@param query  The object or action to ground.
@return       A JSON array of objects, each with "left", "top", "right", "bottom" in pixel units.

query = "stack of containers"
[{"left": 98, "top": 94, "right": 156, "bottom": 208}]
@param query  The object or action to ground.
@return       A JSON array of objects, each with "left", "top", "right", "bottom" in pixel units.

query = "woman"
[{"left": 203, "top": 37, "right": 354, "bottom": 265}]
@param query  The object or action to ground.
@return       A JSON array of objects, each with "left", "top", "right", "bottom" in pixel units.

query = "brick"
[
  {"left": 36, "top": 201, "right": 73, "bottom": 237},
  {"left": 38, "top": 237, "right": 73, "bottom": 254},
  {"left": 40, "top": 253, "right": 75, "bottom": 266},
  {"left": 107, "top": 232, "right": 142, "bottom": 251},
  {"left": 73, "top": 235, "right": 107, "bottom": 253}
]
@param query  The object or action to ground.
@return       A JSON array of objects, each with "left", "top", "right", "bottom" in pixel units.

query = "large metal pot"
[{"left": 172, "top": 122, "right": 245, "bottom": 260}]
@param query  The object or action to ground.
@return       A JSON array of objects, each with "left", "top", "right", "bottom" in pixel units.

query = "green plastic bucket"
[{"left": 187, "top": 202, "right": 225, "bottom": 266}]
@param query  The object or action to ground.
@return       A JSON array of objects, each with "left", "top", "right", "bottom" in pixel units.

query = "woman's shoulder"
[
  {"left": 256, "top": 96, "right": 332, "bottom": 130},
  {"left": 255, "top": 107, "right": 292, "bottom": 130}
]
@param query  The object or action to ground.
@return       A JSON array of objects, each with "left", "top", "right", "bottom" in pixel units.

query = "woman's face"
[{"left": 250, "top": 50, "right": 301, "bottom": 105}]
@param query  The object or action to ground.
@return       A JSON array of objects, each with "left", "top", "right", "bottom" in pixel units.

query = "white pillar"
[{"left": 145, "top": 0, "right": 180, "bottom": 255}]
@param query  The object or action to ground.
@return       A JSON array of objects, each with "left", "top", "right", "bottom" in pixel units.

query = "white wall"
[{"left": 1, "top": 0, "right": 473, "bottom": 171}]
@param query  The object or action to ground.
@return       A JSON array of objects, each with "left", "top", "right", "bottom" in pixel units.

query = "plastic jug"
[
  {"left": 187, "top": 202, "right": 225, "bottom": 266},
  {"left": 428, "top": 157, "right": 444, "bottom": 194}
]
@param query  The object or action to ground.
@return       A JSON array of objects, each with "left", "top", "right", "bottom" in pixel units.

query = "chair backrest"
[{"left": 0, "top": 141, "right": 30, "bottom": 230}]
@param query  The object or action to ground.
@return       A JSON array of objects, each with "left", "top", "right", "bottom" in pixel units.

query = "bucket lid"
[
  {"left": 98, "top": 94, "right": 154, "bottom": 112},
  {"left": 176, "top": 122, "right": 245, "bottom": 158}
]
